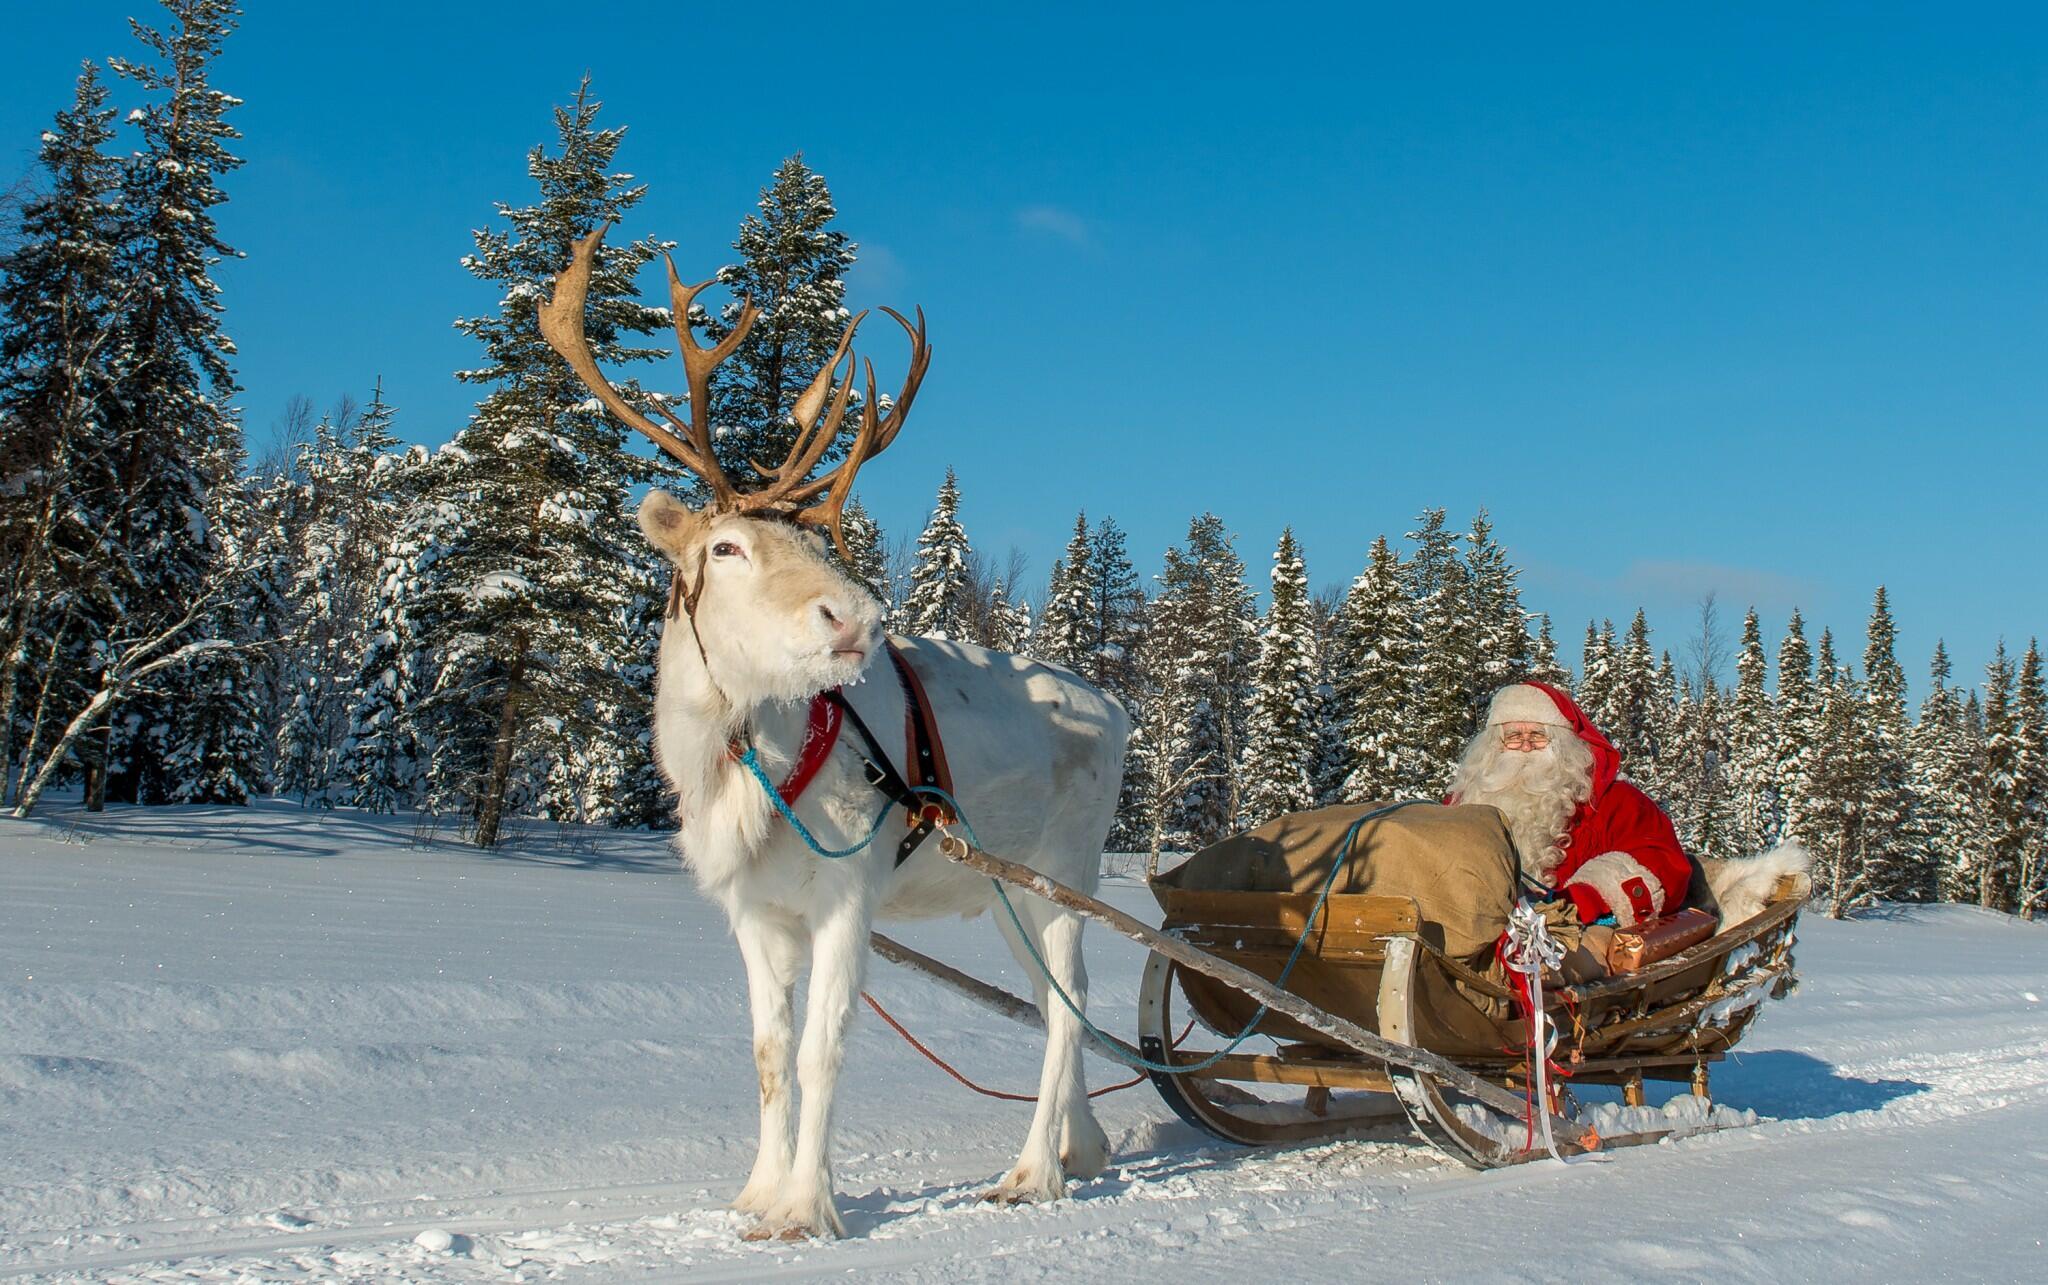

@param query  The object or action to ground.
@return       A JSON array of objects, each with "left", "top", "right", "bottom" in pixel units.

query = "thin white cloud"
[{"left": 1016, "top": 204, "right": 1093, "bottom": 248}]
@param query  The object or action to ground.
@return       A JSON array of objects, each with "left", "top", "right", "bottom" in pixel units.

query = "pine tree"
[
  {"left": 0, "top": 62, "right": 127, "bottom": 805},
  {"left": 167, "top": 456, "right": 288, "bottom": 803},
  {"left": 696, "top": 154, "right": 860, "bottom": 490},
  {"left": 1308, "top": 588, "right": 1352, "bottom": 806},
  {"left": 1914, "top": 642, "right": 1977, "bottom": 899},
  {"left": 1238, "top": 528, "right": 1320, "bottom": 825},
  {"left": 1333, "top": 534, "right": 1411, "bottom": 801},
  {"left": 902, "top": 469, "right": 973, "bottom": 640},
  {"left": 100, "top": 0, "right": 247, "bottom": 802},
  {"left": 1667, "top": 677, "right": 1737, "bottom": 859},
  {"left": 412, "top": 80, "right": 669, "bottom": 846},
  {"left": 1527, "top": 614, "right": 1571, "bottom": 686},
  {"left": 274, "top": 386, "right": 409, "bottom": 803},
  {"left": 1147, "top": 514, "right": 1256, "bottom": 849},
  {"left": 1402, "top": 508, "right": 1475, "bottom": 792},
  {"left": 984, "top": 579, "right": 1033, "bottom": 655},
  {"left": 1032, "top": 512, "right": 1093, "bottom": 670},
  {"left": 1859, "top": 587, "right": 1924, "bottom": 898},
  {"left": 1807, "top": 656, "right": 1878, "bottom": 917},
  {"left": 1773, "top": 609, "right": 1819, "bottom": 848},
  {"left": 1725, "top": 607, "right": 1780, "bottom": 852},
  {"left": 1083, "top": 517, "right": 1145, "bottom": 700},
  {"left": 335, "top": 448, "right": 440, "bottom": 814},
  {"left": 2013, "top": 640, "right": 2048, "bottom": 917},
  {"left": 1579, "top": 620, "right": 1619, "bottom": 731},
  {"left": 1605, "top": 611, "right": 1662, "bottom": 783},
  {"left": 839, "top": 497, "right": 889, "bottom": 607},
  {"left": 1464, "top": 510, "right": 1533, "bottom": 699}
]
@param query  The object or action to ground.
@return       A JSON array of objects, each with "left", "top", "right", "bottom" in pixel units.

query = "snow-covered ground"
[{"left": 3, "top": 801, "right": 2045, "bottom": 1282}]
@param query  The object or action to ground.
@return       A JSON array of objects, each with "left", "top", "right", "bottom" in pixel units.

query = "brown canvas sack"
[{"left": 1159, "top": 801, "right": 1520, "bottom": 960}]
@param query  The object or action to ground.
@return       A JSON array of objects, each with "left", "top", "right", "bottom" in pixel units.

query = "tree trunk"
[
  {"left": 473, "top": 655, "right": 527, "bottom": 848},
  {"left": 0, "top": 635, "right": 22, "bottom": 804},
  {"left": 84, "top": 720, "right": 110, "bottom": 812}
]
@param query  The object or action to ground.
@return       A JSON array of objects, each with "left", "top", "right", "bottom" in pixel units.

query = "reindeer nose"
[{"left": 817, "top": 599, "right": 863, "bottom": 650}]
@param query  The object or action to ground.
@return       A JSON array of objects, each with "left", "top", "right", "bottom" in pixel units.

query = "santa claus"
[{"left": 1445, "top": 681, "right": 1692, "bottom": 932}]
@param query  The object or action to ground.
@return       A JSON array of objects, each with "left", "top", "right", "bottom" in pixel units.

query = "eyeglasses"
[{"left": 1500, "top": 729, "right": 1551, "bottom": 749}]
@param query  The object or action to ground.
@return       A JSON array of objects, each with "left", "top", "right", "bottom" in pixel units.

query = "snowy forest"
[{"left": 3, "top": 2, "right": 2044, "bottom": 921}]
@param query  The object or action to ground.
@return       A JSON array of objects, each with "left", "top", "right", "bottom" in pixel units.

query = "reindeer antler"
[{"left": 538, "top": 222, "right": 929, "bottom": 556}]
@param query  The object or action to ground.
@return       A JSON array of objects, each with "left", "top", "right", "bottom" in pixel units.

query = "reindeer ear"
[{"left": 638, "top": 490, "right": 707, "bottom": 563}]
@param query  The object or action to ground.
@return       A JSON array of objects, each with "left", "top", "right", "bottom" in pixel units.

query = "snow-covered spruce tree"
[
  {"left": 1083, "top": 516, "right": 1145, "bottom": 703},
  {"left": 1308, "top": 587, "right": 1351, "bottom": 806},
  {"left": 1605, "top": 611, "right": 1663, "bottom": 785},
  {"left": 273, "top": 387, "right": 409, "bottom": 803},
  {"left": 1401, "top": 508, "right": 1475, "bottom": 793},
  {"left": 333, "top": 447, "right": 439, "bottom": 814},
  {"left": 983, "top": 578, "right": 1033, "bottom": 655},
  {"left": 902, "top": 468, "right": 973, "bottom": 640},
  {"left": 694, "top": 154, "right": 859, "bottom": 490},
  {"left": 1773, "top": 609, "right": 1819, "bottom": 848},
  {"left": 1464, "top": 510, "right": 1533, "bottom": 700},
  {"left": 1238, "top": 528, "right": 1320, "bottom": 825},
  {"left": 1147, "top": 514, "right": 1256, "bottom": 849},
  {"left": 0, "top": 62, "right": 128, "bottom": 803},
  {"left": 1724, "top": 608, "right": 1780, "bottom": 853},
  {"left": 1332, "top": 534, "right": 1410, "bottom": 801},
  {"left": 2012, "top": 640, "right": 2048, "bottom": 917},
  {"left": 1031, "top": 512, "right": 1093, "bottom": 670},
  {"left": 1527, "top": 614, "right": 1571, "bottom": 686},
  {"left": 1806, "top": 655, "right": 1879, "bottom": 917},
  {"left": 1859, "top": 587, "right": 1925, "bottom": 899},
  {"left": 411, "top": 81, "right": 668, "bottom": 846},
  {"left": 1914, "top": 642, "right": 1979, "bottom": 901},
  {"left": 838, "top": 497, "right": 889, "bottom": 607},
  {"left": 1976, "top": 643, "right": 2022, "bottom": 910},
  {"left": 166, "top": 446, "right": 291, "bottom": 804},
  {"left": 1666, "top": 678, "right": 1737, "bottom": 860},
  {"left": 1578, "top": 620, "right": 1618, "bottom": 732},
  {"left": 101, "top": 0, "right": 246, "bottom": 804}
]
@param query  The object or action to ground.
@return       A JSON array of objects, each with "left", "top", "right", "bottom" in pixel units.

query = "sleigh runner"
[{"left": 902, "top": 827, "right": 1807, "bottom": 1171}]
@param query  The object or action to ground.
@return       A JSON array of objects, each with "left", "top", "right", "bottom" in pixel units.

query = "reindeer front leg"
[
  {"left": 730, "top": 910, "right": 800, "bottom": 1218},
  {"left": 750, "top": 901, "right": 867, "bottom": 1240}
]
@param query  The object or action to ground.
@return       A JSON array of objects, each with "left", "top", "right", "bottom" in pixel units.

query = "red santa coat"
[{"left": 1459, "top": 681, "right": 1693, "bottom": 929}]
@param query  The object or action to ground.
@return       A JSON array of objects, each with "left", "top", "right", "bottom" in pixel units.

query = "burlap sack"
[{"left": 1156, "top": 801, "right": 1520, "bottom": 960}]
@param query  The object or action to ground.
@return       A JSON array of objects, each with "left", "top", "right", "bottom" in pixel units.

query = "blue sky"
[{"left": 5, "top": 2, "right": 2044, "bottom": 692}]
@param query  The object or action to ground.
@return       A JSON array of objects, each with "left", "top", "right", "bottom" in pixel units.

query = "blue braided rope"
[{"left": 737, "top": 747, "right": 897, "bottom": 859}]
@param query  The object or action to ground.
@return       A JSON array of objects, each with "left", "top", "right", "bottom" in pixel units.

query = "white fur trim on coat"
[
  {"left": 1485, "top": 683, "right": 1573, "bottom": 730},
  {"left": 1564, "top": 850, "right": 1666, "bottom": 928}
]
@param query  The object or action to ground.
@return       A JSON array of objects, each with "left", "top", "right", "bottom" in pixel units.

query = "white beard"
[{"left": 1448, "top": 735, "right": 1594, "bottom": 882}]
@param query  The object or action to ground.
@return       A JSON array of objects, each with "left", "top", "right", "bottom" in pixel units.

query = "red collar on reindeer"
[{"left": 729, "top": 640, "right": 957, "bottom": 864}]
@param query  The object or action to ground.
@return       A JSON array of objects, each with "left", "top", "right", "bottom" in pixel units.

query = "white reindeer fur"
[
  {"left": 638, "top": 491, "right": 1130, "bottom": 1240},
  {"left": 1701, "top": 843, "right": 1814, "bottom": 928}
]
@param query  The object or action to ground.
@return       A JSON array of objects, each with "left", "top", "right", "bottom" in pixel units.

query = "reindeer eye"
[{"left": 711, "top": 540, "right": 743, "bottom": 558}]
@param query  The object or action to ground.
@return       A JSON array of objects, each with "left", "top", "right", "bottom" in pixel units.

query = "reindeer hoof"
[{"left": 982, "top": 1170, "right": 1065, "bottom": 1205}]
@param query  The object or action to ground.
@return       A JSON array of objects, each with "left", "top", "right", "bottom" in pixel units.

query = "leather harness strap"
[
  {"left": 673, "top": 562, "right": 955, "bottom": 866},
  {"left": 824, "top": 641, "right": 956, "bottom": 866}
]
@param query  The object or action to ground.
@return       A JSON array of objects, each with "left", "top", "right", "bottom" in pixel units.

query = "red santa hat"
[{"left": 1483, "top": 682, "right": 1575, "bottom": 730}]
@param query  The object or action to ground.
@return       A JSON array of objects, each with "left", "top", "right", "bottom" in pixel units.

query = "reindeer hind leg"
[{"left": 990, "top": 895, "right": 1104, "bottom": 1201}]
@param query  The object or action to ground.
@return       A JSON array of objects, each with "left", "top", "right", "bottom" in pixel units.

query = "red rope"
[{"left": 860, "top": 991, "right": 1187, "bottom": 1102}]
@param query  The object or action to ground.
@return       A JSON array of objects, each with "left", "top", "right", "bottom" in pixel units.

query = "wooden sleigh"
[{"left": 884, "top": 836, "right": 1806, "bottom": 1172}]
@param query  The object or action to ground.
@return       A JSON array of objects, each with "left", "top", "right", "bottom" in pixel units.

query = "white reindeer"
[{"left": 539, "top": 228, "right": 1130, "bottom": 1240}]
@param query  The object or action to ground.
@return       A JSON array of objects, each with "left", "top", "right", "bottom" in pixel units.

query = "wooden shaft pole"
[
  {"left": 867, "top": 930, "right": 1147, "bottom": 1067},
  {"left": 935, "top": 834, "right": 1542, "bottom": 1121}
]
